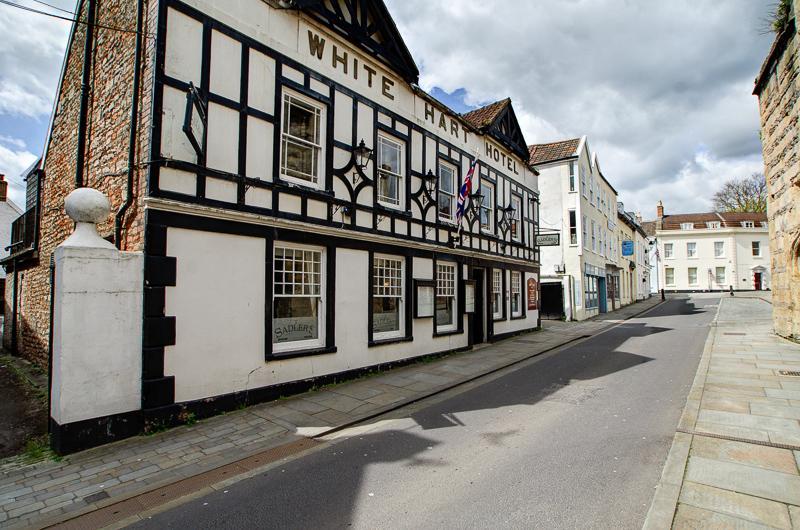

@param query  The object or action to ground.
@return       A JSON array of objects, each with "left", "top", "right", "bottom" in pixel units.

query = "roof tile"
[{"left": 527, "top": 138, "right": 581, "bottom": 165}]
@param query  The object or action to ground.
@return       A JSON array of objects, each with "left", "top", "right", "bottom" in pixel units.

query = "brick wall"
[
  {"left": 756, "top": 18, "right": 800, "bottom": 341},
  {"left": 3, "top": 0, "right": 158, "bottom": 367}
]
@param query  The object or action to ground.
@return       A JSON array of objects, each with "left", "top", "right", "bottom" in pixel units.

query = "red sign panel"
[{"left": 527, "top": 278, "right": 538, "bottom": 310}]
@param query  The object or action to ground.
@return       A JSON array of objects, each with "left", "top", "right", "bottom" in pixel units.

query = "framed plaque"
[
  {"left": 527, "top": 277, "right": 538, "bottom": 310},
  {"left": 464, "top": 280, "right": 476, "bottom": 314},
  {"left": 414, "top": 280, "right": 435, "bottom": 318}
]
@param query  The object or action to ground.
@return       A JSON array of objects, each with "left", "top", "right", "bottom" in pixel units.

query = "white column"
[{"left": 51, "top": 188, "right": 143, "bottom": 427}]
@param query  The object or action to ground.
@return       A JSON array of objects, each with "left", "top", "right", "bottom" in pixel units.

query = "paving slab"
[{"left": 646, "top": 296, "right": 800, "bottom": 529}]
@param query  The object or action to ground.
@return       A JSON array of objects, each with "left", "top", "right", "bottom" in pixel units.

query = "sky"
[{"left": 0, "top": 0, "right": 777, "bottom": 218}]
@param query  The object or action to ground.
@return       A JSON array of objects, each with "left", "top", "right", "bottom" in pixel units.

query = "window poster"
[{"left": 415, "top": 282, "right": 434, "bottom": 318}]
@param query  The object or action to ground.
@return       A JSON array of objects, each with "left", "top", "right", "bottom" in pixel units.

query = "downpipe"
[
  {"left": 75, "top": 0, "right": 96, "bottom": 189},
  {"left": 115, "top": 0, "right": 145, "bottom": 248}
]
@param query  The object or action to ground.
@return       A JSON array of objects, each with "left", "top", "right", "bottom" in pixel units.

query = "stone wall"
[
  {"left": 755, "top": 15, "right": 800, "bottom": 341},
  {"left": 3, "top": 0, "right": 158, "bottom": 366}
]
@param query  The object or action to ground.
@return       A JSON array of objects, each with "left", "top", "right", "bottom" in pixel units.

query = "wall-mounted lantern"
[
  {"left": 421, "top": 170, "right": 437, "bottom": 205},
  {"left": 498, "top": 203, "right": 516, "bottom": 233},
  {"left": 352, "top": 139, "right": 373, "bottom": 185}
]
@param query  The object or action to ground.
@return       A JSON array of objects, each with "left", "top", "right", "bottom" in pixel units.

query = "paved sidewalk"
[
  {"left": 0, "top": 297, "right": 661, "bottom": 529},
  {"left": 645, "top": 295, "right": 800, "bottom": 529}
]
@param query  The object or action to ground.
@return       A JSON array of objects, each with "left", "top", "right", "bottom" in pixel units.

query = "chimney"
[
  {"left": 656, "top": 200, "right": 664, "bottom": 219},
  {"left": 635, "top": 211, "right": 643, "bottom": 225},
  {"left": 0, "top": 174, "right": 7, "bottom": 202}
]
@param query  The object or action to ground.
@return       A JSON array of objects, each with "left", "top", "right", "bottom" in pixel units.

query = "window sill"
[
  {"left": 267, "top": 345, "right": 337, "bottom": 361},
  {"left": 276, "top": 180, "right": 334, "bottom": 199},
  {"left": 369, "top": 336, "right": 413, "bottom": 347},
  {"left": 510, "top": 313, "right": 526, "bottom": 321},
  {"left": 433, "top": 328, "right": 462, "bottom": 338},
  {"left": 375, "top": 203, "right": 410, "bottom": 217},
  {"left": 492, "top": 316, "right": 506, "bottom": 323}
]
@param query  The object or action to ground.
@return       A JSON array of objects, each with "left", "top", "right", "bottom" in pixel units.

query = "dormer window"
[
  {"left": 680, "top": 223, "right": 694, "bottom": 230},
  {"left": 761, "top": 221, "right": 768, "bottom": 228},
  {"left": 741, "top": 221, "right": 755, "bottom": 228},
  {"left": 706, "top": 222, "right": 720, "bottom": 229}
]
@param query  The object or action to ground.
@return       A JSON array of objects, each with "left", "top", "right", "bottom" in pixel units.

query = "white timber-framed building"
[{"left": 10, "top": 0, "right": 543, "bottom": 452}]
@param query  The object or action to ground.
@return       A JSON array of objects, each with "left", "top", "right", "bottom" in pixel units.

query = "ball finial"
[{"left": 65, "top": 188, "right": 110, "bottom": 224}]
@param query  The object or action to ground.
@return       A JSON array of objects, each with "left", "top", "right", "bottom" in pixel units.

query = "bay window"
[
  {"left": 280, "top": 92, "right": 324, "bottom": 186},
  {"left": 372, "top": 255, "right": 404, "bottom": 339},
  {"left": 436, "top": 262, "right": 457, "bottom": 332},
  {"left": 273, "top": 244, "right": 324, "bottom": 352}
]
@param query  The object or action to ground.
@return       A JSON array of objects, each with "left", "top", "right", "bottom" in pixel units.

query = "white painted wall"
[
  {"left": 51, "top": 244, "right": 143, "bottom": 424},
  {"left": 658, "top": 228, "right": 770, "bottom": 291}
]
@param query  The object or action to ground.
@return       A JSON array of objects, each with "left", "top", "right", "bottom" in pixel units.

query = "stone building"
[
  {"left": 3, "top": 0, "right": 541, "bottom": 451},
  {"left": 753, "top": 4, "right": 800, "bottom": 340}
]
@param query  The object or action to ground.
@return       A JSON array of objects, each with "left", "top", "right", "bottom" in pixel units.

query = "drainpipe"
[
  {"left": 115, "top": 0, "right": 145, "bottom": 248},
  {"left": 75, "top": 0, "right": 97, "bottom": 189},
  {"left": 10, "top": 260, "right": 17, "bottom": 354}
]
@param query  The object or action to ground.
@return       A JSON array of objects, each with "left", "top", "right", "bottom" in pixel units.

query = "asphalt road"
[{"left": 130, "top": 295, "right": 717, "bottom": 529}]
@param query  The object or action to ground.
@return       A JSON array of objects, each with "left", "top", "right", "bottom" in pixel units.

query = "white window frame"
[
  {"left": 715, "top": 266, "right": 726, "bottom": 285},
  {"left": 687, "top": 242, "right": 697, "bottom": 259},
  {"left": 372, "top": 254, "right": 405, "bottom": 340},
  {"left": 279, "top": 90, "right": 325, "bottom": 188},
  {"left": 706, "top": 222, "right": 720, "bottom": 229},
  {"left": 688, "top": 267, "right": 698, "bottom": 286},
  {"left": 741, "top": 221, "right": 755, "bottom": 228},
  {"left": 568, "top": 210, "right": 577, "bottom": 245},
  {"left": 480, "top": 181, "right": 495, "bottom": 234},
  {"left": 714, "top": 241, "right": 725, "bottom": 258},
  {"left": 582, "top": 215, "right": 588, "bottom": 249},
  {"left": 664, "top": 243, "right": 673, "bottom": 259},
  {"left": 510, "top": 195, "right": 522, "bottom": 241},
  {"left": 511, "top": 271, "right": 522, "bottom": 317},
  {"left": 436, "top": 262, "right": 458, "bottom": 332},
  {"left": 438, "top": 161, "right": 457, "bottom": 224},
  {"left": 568, "top": 162, "right": 576, "bottom": 192},
  {"left": 272, "top": 242, "right": 326, "bottom": 353},
  {"left": 665, "top": 267, "right": 675, "bottom": 286},
  {"left": 492, "top": 269, "right": 503, "bottom": 319},
  {"left": 376, "top": 134, "right": 404, "bottom": 209},
  {"left": 752, "top": 241, "right": 761, "bottom": 257},
  {"left": 581, "top": 168, "right": 587, "bottom": 198},
  {"left": 680, "top": 223, "right": 694, "bottom": 230}
]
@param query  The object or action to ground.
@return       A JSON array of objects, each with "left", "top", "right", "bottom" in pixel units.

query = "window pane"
[
  {"left": 439, "top": 193, "right": 453, "bottom": 219},
  {"left": 286, "top": 97, "right": 318, "bottom": 143},
  {"left": 439, "top": 164, "right": 454, "bottom": 193},
  {"left": 273, "top": 297, "right": 319, "bottom": 343},
  {"left": 282, "top": 137, "right": 317, "bottom": 182},
  {"left": 436, "top": 296, "right": 454, "bottom": 326},
  {"left": 372, "top": 297, "right": 400, "bottom": 333},
  {"left": 378, "top": 172, "right": 399, "bottom": 204}
]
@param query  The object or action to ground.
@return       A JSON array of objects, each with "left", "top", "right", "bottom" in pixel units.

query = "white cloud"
[
  {"left": 0, "top": 138, "right": 36, "bottom": 207},
  {"left": 0, "top": 0, "right": 73, "bottom": 119},
  {"left": 385, "top": 0, "right": 774, "bottom": 216}
]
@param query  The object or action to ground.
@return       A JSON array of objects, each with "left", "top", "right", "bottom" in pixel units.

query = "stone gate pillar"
[{"left": 50, "top": 188, "right": 144, "bottom": 454}]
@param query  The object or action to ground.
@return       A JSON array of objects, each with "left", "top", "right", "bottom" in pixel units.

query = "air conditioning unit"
[{"left": 554, "top": 264, "right": 566, "bottom": 274}]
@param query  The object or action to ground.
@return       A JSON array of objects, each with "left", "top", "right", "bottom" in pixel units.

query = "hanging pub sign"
[
  {"left": 527, "top": 278, "right": 538, "bottom": 310},
  {"left": 536, "top": 233, "right": 560, "bottom": 247},
  {"left": 622, "top": 240, "right": 634, "bottom": 256}
]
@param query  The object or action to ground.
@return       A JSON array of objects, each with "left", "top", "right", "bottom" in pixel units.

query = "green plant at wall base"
[{"left": 22, "top": 435, "right": 59, "bottom": 464}]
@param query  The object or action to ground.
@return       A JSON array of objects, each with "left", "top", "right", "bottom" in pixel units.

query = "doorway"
[
  {"left": 754, "top": 272, "right": 763, "bottom": 291},
  {"left": 541, "top": 282, "right": 564, "bottom": 320},
  {"left": 471, "top": 268, "right": 486, "bottom": 344},
  {"left": 598, "top": 277, "right": 608, "bottom": 313}
]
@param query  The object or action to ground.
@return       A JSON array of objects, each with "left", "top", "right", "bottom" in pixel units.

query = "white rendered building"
[
  {"left": 531, "top": 136, "right": 639, "bottom": 321},
  {"left": 647, "top": 202, "right": 770, "bottom": 292}
]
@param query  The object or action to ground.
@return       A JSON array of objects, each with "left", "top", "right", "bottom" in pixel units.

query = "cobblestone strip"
[{"left": 1, "top": 298, "right": 663, "bottom": 529}]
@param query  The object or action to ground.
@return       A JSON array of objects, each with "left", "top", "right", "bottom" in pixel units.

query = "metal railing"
[{"left": 9, "top": 207, "right": 37, "bottom": 255}]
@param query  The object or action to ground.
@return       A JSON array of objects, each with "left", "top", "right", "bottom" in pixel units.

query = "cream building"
[
  {"left": 532, "top": 136, "right": 642, "bottom": 320},
  {"left": 649, "top": 202, "right": 770, "bottom": 292}
]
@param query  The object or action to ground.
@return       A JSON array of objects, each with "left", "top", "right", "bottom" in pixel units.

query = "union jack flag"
[{"left": 455, "top": 158, "right": 479, "bottom": 229}]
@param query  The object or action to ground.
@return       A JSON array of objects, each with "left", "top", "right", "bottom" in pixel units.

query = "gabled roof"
[
  {"left": 297, "top": 0, "right": 419, "bottom": 84},
  {"left": 462, "top": 98, "right": 529, "bottom": 161},
  {"left": 527, "top": 138, "right": 581, "bottom": 165}
]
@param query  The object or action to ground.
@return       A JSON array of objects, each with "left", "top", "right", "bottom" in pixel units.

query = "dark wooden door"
[{"left": 471, "top": 269, "right": 485, "bottom": 344}]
